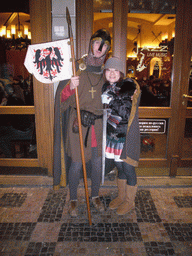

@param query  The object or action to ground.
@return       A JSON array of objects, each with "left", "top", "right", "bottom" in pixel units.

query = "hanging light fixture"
[{"left": 0, "top": 12, "right": 31, "bottom": 50}]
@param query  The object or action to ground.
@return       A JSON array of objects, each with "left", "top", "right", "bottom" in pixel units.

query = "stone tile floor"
[{"left": 0, "top": 178, "right": 192, "bottom": 255}]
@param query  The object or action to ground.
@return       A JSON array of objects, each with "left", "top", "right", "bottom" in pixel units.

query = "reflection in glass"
[
  {"left": 93, "top": 0, "right": 113, "bottom": 12},
  {"left": 128, "top": 0, "right": 176, "bottom": 14},
  {"left": 183, "top": 118, "right": 192, "bottom": 159},
  {"left": 0, "top": 114, "right": 37, "bottom": 159},
  {"left": 127, "top": 12, "right": 175, "bottom": 107},
  {"left": 187, "top": 56, "right": 192, "bottom": 107},
  {"left": 93, "top": 0, "right": 176, "bottom": 107},
  {"left": 0, "top": 74, "right": 34, "bottom": 106},
  {"left": 93, "top": 0, "right": 113, "bottom": 55},
  {"left": 0, "top": 11, "right": 33, "bottom": 106}
]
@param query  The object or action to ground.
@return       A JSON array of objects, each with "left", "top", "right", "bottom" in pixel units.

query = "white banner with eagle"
[{"left": 24, "top": 39, "right": 72, "bottom": 83}]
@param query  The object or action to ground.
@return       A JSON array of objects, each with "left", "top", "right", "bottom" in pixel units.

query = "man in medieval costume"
[{"left": 53, "top": 29, "right": 111, "bottom": 217}]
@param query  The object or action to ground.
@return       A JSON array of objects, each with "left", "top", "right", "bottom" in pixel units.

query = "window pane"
[
  {"left": 127, "top": 0, "right": 176, "bottom": 107},
  {"left": 187, "top": 56, "right": 192, "bottom": 107},
  {"left": 93, "top": 0, "right": 113, "bottom": 12},
  {"left": 0, "top": 114, "right": 37, "bottom": 159},
  {"left": 183, "top": 53, "right": 192, "bottom": 159},
  {"left": 0, "top": 11, "right": 33, "bottom": 106},
  {"left": 128, "top": 0, "right": 176, "bottom": 14},
  {"left": 93, "top": 0, "right": 176, "bottom": 107},
  {"left": 183, "top": 118, "right": 192, "bottom": 159},
  {"left": 93, "top": 0, "right": 113, "bottom": 54}
]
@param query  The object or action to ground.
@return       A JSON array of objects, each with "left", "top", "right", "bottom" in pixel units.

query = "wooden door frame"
[
  {"left": 168, "top": 0, "right": 192, "bottom": 175},
  {"left": 76, "top": 0, "right": 191, "bottom": 175},
  {"left": 0, "top": 0, "right": 54, "bottom": 177},
  {"left": 76, "top": 0, "right": 93, "bottom": 59},
  {"left": 29, "top": 0, "right": 53, "bottom": 176}
]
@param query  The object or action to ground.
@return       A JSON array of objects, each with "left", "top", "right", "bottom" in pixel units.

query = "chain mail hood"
[{"left": 84, "top": 29, "right": 111, "bottom": 67}]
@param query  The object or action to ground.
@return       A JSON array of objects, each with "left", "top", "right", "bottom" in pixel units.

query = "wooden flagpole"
[{"left": 66, "top": 7, "right": 92, "bottom": 226}]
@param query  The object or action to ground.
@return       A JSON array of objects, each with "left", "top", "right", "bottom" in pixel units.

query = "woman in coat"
[{"left": 101, "top": 57, "right": 141, "bottom": 215}]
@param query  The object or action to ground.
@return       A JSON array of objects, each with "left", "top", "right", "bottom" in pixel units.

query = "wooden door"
[
  {"left": 0, "top": 0, "right": 54, "bottom": 176},
  {"left": 81, "top": 0, "right": 192, "bottom": 176}
]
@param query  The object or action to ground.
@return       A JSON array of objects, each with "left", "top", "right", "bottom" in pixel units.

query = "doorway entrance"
[
  {"left": 0, "top": 0, "right": 53, "bottom": 176},
  {"left": 91, "top": 0, "right": 192, "bottom": 176}
]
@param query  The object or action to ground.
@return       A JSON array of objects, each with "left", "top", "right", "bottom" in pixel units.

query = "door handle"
[
  {"left": 182, "top": 94, "right": 192, "bottom": 104},
  {"left": 183, "top": 94, "right": 192, "bottom": 99}
]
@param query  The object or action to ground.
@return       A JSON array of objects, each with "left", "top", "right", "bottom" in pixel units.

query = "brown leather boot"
[
  {"left": 68, "top": 200, "right": 78, "bottom": 217},
  {"left": 116, "top": 184, "right": 137, "bottom": 215},
  {"left": 92, "top": 196, "right": 105, "bottom": 212},
  {"left": 109, "top": 179, "right": 126, "bottom": 210}
]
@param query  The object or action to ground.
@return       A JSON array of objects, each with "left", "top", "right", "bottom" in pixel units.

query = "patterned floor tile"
[
  {"left": 37, "top": 190, "right": 67, "bottom": 223},
  {"left": 144, "top": 241, "right": 175, "bottom": 256},
  {"left": 135, "top": 190, "right": 162, "bottom": 223},
  {"left": 58, "top": 222, "right": 142, "bottom": 242},
  {"left": 172, "top": 241, "right": 192, "bottom": 255},
  {"left": 0, "top": 222, "right": 36, "bottom": 241},
  {"left": 0, "top": 185, "right": 192, "bottom": 255},
  {"left": 30, "top": 222, "right": 61, "bottom": 242},
  {"left": 0, "top": 193, "right": 27, "bottom": 207},
  {"left": 0, "top": 241, "right": 29, "bottom": 256},
  {"left": 138, "top": 222, "right": 171, "bottom": 243},
  {"left": 25, "top": 242, "right": 56, "bottom": 256},
  {"left": 173, "top": 196, "right": 192, "bottom": 208},
  {"left": 163, "top": 223, "right": 192, "bottom": 242},
  {"left": 55, "top": 241, "right": 147, "bottom": 256}
]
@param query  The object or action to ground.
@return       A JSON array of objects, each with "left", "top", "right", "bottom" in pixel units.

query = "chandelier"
[{"left": 0, "top": 12, "right": 31, "bottom": 50}]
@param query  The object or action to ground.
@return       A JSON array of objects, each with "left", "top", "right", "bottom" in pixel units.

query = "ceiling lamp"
[{"left": 0, "top": 12, "right": 31, "bottom": 50}]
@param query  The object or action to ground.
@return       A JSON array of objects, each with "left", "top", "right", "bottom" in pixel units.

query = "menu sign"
[{"left": 139, "top": 119, "right": 166, "bottom": 134}]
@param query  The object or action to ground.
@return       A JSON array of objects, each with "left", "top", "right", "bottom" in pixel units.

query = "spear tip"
[{"left": 66, "top": 7, "right": 71, "bottom": 26}]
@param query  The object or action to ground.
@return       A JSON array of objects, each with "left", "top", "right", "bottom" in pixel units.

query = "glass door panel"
[
  {"left": 93, "top": 0, "right": 113, "bottom": 53},
  {"left": 183, "top": 118, "right": 192, "bottom": 159},
  {"left": 91, "top": 0, "right": 191, "bottom": 177},
  {"left": 0, "top": 10, "right": 38, "bottom": 164},
  {"left": 127, "top": 12, "right": 176, "bottom": 108},
  {"left": 127, "top": 1, "right": 176, "bottom": 162},
  {"left": 180, "top": 54, "right": 192, "bottom": 165},
  {"left": 0, "top": 114, "right": 37, "bottom": 159}
]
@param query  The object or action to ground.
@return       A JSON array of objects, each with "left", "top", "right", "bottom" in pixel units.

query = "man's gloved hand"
[
  {"left": 70, "top": 76, "right": 79, "bottom": 90},
  {"left": 80, "top": 110, "right": 96, "bottom": 127}
]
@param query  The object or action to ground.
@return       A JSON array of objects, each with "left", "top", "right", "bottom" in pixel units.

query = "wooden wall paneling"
[
  {"left": 0, "top": 106, "right": 35, "bottom": 115},
  {"left": 139, "top": 107, "right": 172, "bottom": 119},
  {"left": 138, "top": 159, "right": 168, "bottom": 168},
  {"left": 177, "top": 0, "right": 192, "bottom": 161},
  {"left": 113, "top": 0, "right": 128, "bottom": 74},
  {"left": 76, "top": 0, "right": 93, "bottom": 59},
  {"left": 167, "top": 0, "right": 192, "bottom": 175},
  {"left": 29, "top": 0, "right": 52, "bottom": 44},
  {"left": 29, "top": 0, "right": 54, "bottom": 175},
  {"left": 1, "top": 159, "right": 39, "bottom": 167}
]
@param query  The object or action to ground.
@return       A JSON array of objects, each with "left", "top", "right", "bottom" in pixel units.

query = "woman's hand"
[{"left": 70, "top": 76, "right": 80, "bottom": 90}]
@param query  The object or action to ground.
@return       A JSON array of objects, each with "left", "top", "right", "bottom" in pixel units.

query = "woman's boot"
[
  {"left": 116, "top": 184, "right": 137, "bottom": 215},
  {"left": 109, "top": 179, "right": 126, "bottom": 210}
]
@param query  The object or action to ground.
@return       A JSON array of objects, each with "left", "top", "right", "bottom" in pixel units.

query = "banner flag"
[{"left": 24, "top": 39, "right": 72, "bottom": 83}]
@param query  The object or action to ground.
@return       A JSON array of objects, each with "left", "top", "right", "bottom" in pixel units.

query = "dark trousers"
[
  {"left": 68, "top": 147, "right": 102, "bottom": 200},
  {"left": 114, "top": 161, "right": 137, "bottom": 186}
]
